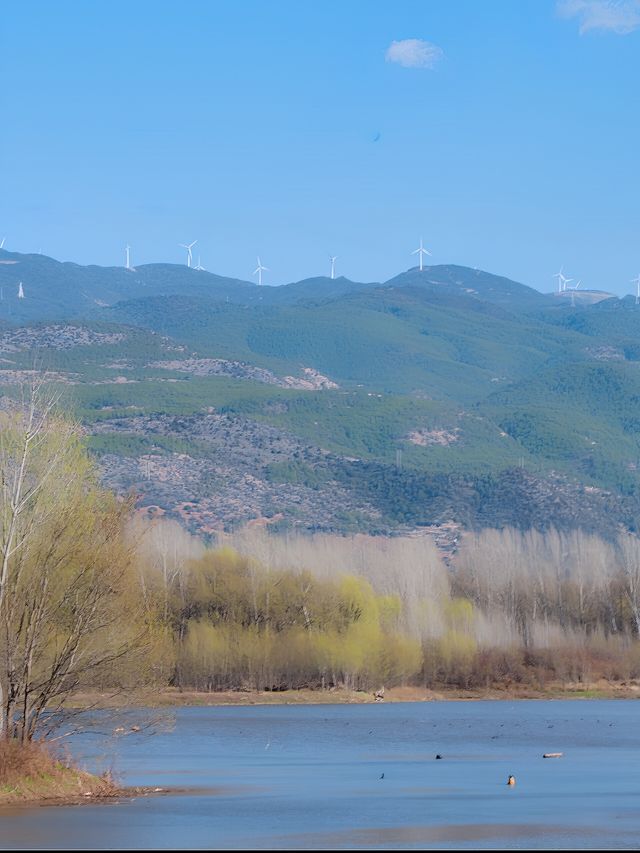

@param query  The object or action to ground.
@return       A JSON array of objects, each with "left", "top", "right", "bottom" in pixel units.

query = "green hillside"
[
  {"left": 107, "top": 281, "right": 591, "bottom": 400},
  {"left": 0, "top": 250, "right": 638, "bottom": 538}
]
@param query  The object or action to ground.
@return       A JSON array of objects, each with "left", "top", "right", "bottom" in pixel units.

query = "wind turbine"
[
  {"left": 179, "top": 240, "right": 197, "bottom": 268},
  {"left": 552, "top": 267, "right": 564, "bottom": 292},
  {"left": 253, "top": 256, "right": 268, "bottom": 286},
  {"left": 329, "top": 255, "right": 337, "bottom": 280},
  {"left": 552, "top": 266, "right": 572, "bottom": 293},
  {"left": 0, "top": 237, "right": 5, "bottom": 249},
  {"left": 631, "top": 274, "right": 640, "bottom": 305},
  {"left": 125, "top": 244, "right": 132, "bottom": 270},
  {"left": 194, "top": 256, "right": 205, "bottom": 271},
  {"left": 412, "top": 237, "right": 431, "bottom": 272},
  {"left": 17, "top": 282, "right": 24, "bottom": 299}
]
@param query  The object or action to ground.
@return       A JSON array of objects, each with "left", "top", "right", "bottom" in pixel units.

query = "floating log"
[{"left": 543, "top": 752, "right": 563, "bottom": 758}]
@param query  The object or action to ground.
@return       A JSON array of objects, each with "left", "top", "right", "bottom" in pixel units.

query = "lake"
[{"left": 2, "top": 700, "right": 640, "bottom": 849}]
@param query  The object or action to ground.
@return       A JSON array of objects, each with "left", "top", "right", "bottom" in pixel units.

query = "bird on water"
[{"left": 507, "top": 774, "right": 516, "bottom": 786}]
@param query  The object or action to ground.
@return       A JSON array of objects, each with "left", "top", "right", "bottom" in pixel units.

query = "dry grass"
[
  {"left": 0, "top": 739, "right": 55, "bottom": 786},
  {"left": 0, "top": 739, "right": 119, "bottom": 805}
]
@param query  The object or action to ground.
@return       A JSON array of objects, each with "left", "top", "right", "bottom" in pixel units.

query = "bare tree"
[
  {"left": 0, "top": 381, "right": 155, "bottom": 740},
  {"left": 617, "top": 534, "right": 640, "bottom": 635}
]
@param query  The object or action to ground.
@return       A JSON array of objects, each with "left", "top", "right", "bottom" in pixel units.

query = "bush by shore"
[{"left": 0, "top": 740, "right": 120, "bottom": 806}]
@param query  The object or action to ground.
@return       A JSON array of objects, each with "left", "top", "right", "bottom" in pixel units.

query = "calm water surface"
[{"left": 2, "top": 700, "right": 640, "bottom": 850}]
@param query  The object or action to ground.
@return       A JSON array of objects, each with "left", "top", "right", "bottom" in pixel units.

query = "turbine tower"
[
  {"left": 17, "top": 282, "right": 24, "bottom": 299},
  {"left": 253, "top": 256, "right": 268, "bottom": 286},
  {"left": 631, "top": 274, "right": 640, "bottom": 305},
  {"left": 569, "top": 282, "right": 581, "bottom": 307},
  {"left": 125, "top": 244, "right": 131, "bottom": 270},
  {"left": 329, "top": 255, "right": 337, "bottom": 280},
  {"left": 194, "top": 256, "right": 205, "bottom": 271},
  {"left": 412, "top": 237, "right": 431, "bottom": 272},
  {"left": 179, "top": 240, "right": 197, "bottom": 268}
]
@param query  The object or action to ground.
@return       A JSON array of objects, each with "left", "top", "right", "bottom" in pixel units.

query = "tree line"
[{"left": 139, "top": 522, "right": 640, "bottom": 695}]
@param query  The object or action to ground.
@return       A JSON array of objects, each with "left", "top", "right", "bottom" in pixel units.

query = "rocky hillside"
[{"left": 0, "top": 251, "right": 638, "bottom": 545}]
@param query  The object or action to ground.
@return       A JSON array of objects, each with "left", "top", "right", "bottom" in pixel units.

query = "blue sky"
[{"left": 1, "top": 0, "right": 638, "bottom": 293}]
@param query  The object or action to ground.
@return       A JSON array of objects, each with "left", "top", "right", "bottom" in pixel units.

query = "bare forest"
[{"left": 138, "top": 521, "right": 640, "bottom": 694}]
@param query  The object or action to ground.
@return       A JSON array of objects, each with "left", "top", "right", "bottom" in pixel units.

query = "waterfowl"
[{"left": 507, "top": 774, "right": 516, "bottom": 786}]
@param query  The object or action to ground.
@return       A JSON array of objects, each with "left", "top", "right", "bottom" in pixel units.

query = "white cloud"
[
  {"left": 385, "top": 39, "right": 444, "bottom": 69},
  {"left": 557, "top": 0, "right": 640, "bottom": 34}
]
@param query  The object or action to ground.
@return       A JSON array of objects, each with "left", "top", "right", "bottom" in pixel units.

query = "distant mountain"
[
  {"left": 0, "top": 251, "right": 259, "bottom": 323},
  {"left": 260, "top": 275, "right": 376, "bottom": 305},
  {"left": 1, "top": 250, "right": 640, "bottom": 542},
  {"left": 384, "top": 264, "right": 554, "bottom": 310},
  {"left": 0, "top": 251, "right": 564, "bottom": 324},
  {"left": 0, "top": 250, "right": 378, "bottom": 323}
]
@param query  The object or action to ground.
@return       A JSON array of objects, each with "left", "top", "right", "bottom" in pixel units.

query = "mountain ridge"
[{"left": 0, "top": 250, "right": 638, "bottom": 543}]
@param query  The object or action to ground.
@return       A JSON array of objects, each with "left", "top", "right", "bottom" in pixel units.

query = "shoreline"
[
  {"left": 7, "top": 681, "right": 639, "bottom": 809},
  {"left": 0, "top": 739, "right": 170, "bottom": 809},
  {"left": 0, "top": 764, "right": 119, "bottom": 809},
  {"left": 66, "top": 680, "right": 640, "bottom": 709},
  {"left": 0, "top": 784, "right": 172, "bottom": 811}
]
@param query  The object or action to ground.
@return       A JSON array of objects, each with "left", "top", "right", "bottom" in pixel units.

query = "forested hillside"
[{"left": 0, "top": 249, "right": 637, "bottom": 543}]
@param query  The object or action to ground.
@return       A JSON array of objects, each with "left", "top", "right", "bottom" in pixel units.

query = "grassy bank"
[{"left": 0, "top": 739, "right": 123, "bottom": 807}]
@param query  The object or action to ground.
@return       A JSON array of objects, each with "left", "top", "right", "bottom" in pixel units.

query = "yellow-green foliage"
[
  {"left": 445, "top": 598, "right": 475, "bottom": 633},
  {"left": 0, "top": 401, "right": 163, "bottom": 740},
  {"left": 436, "top": 631, "right": 477, "bottom": 669},
  {"left": 172, "top": 551, "right": 422, "bottom": 691},
  {"left": 420, "top": 597, "right": 479, "bottom": 685}
]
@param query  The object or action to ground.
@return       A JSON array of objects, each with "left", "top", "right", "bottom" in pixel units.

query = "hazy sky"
[{"left": 1, "top": 1, "right": 639, "bottom": 293}]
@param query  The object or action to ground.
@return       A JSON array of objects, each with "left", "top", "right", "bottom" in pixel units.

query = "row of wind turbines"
[
  {"left": 126, "top": 241, "right": 340, "bottom": 284},
  {"left": 554, "top": 265, "right": 640, "bottom": 305},
  {"left": 166, "top": 239, "right": 640, "bottom": 305},
  {"left": 123, "top": 238, "right": 432, "bottom": 284},
  {"left": 2, "top": 235, "right": 638, "bottom": 301}
]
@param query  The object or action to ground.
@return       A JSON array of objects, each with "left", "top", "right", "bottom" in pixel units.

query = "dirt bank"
[{"left": 65, "top": 679, "right": 640, "bottom": 710}]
